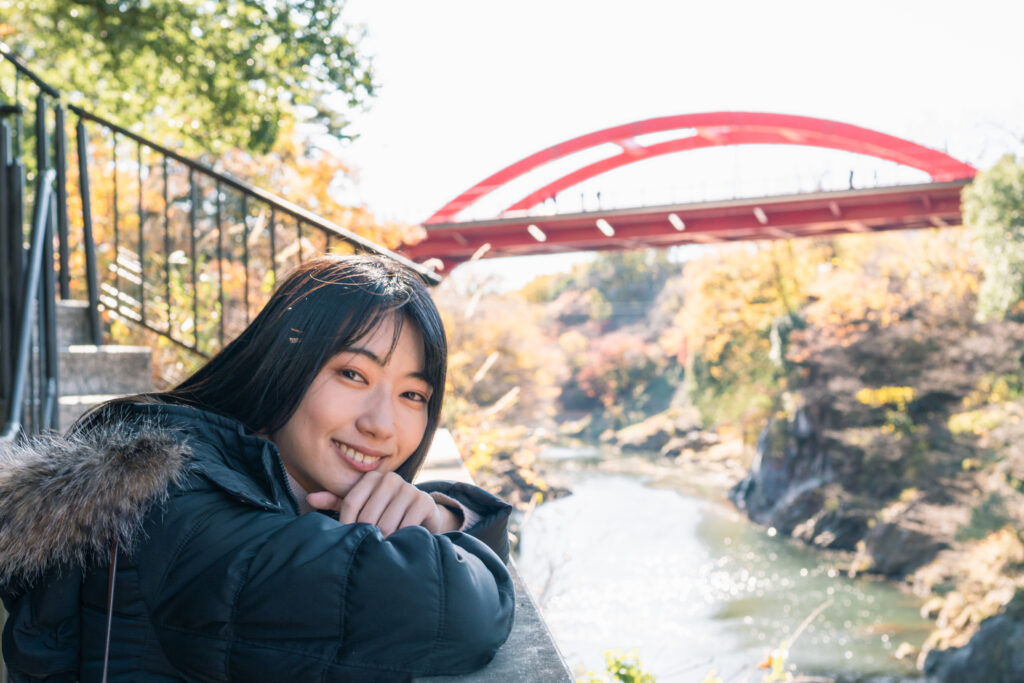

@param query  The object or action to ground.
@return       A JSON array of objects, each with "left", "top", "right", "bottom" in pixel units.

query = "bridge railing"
[{"left": 459, "top": 165, "right": 938, "bottom": 223}]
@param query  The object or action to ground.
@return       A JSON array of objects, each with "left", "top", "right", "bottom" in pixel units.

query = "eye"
[
  {"left": 402, "top": 390, "right": 429, "bottom": 405},
  {"left": 338, "top": 368, "right": 366, "bottom": 383}
]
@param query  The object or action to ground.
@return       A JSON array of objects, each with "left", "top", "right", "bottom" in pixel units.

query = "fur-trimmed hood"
[{"left": 0, "top": 421, "right": 189, "bottom": 586}]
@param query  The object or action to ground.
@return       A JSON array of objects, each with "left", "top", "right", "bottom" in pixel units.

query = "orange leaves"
[
  {"left": 660, "top": 229, "right": 982, "bottom": 432},
  {"left": 798, "top": 230, "right": 980, "bottom": 354},
  {"left": 667, "top": 240, "right": 824, "bottom": 369},
  {"left": 219, "top": 123, "right": 421, "bottom": 251}
]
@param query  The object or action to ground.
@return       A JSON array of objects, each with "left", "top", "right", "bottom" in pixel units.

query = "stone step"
[
  {"left": 59, "top": 345, "right": 153, "bottom": 396},
  {"left": 57, "top": 299, "right": 94, "bottom": 349}
]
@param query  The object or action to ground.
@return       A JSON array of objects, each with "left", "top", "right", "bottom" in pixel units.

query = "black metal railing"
[
  {"left": 0, "top": 169, "right": 58, "bottom": 440},
  {"left": 1, "top": 41, "right": 438, "bottom": 443},
  {"left": 70, "top": 107, "right": 438, "bottom": 360},
  {"left": 1, "top": 44, "right": 62, "bottom": 442}
]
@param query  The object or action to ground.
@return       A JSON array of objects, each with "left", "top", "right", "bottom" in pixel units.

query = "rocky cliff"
[{"left": 729, "top": 315, "right": 1024, "bottom": 680}]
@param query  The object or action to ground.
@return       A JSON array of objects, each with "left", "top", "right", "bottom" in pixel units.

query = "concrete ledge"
[
  {"left": 416, "top": 430, "right": 573, "bottom": 682},
  {"left": 416, "top": 562, "right": 573, "bottom": 682}
]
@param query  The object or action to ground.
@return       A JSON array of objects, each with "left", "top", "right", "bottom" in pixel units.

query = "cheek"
[{"left": 401, "top": 411, "right": 430, "bottom": 454}]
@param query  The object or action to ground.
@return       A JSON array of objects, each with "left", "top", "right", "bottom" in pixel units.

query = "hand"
[{"left": 306, "top": 471, "right": 462, "bottom": 537}]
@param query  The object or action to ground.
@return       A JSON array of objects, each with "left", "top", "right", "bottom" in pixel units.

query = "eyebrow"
[{"left": 343, "top": 347, "right": 431, "bottom": 384}]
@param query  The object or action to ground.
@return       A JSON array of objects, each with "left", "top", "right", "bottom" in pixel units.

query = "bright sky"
[{"left": 339, "top": 0, "right": 1023, "bottom": 286}]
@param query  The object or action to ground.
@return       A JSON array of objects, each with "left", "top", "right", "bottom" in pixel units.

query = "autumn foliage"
[{"left": 58, "top": 118, "right": 420, "bottom": 386}]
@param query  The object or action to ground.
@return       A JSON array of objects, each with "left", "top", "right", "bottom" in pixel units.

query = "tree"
[
  {"left": 519, "top": 250, "right": 676, "bottom": 328},
  {"left": 963, "top": 155, "right": 1024, "bottom": 321},
  {"left": 663, "top": 240, "right": 823, "bottom": 432},
  {"left": 219, "top": 120, "right": 425, "bottom": 250},
  {"left": 2, "top": 0, "right": 375, "bottom": 153}
]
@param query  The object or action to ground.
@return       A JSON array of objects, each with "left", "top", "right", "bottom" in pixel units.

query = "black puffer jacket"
[{"left": 0, "top": 403, "right": 514, "bottom": 681}]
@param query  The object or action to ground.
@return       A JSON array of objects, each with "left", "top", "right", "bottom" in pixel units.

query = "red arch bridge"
[{"left": 399, "top": 112, "right": 977, "bottom": 269}]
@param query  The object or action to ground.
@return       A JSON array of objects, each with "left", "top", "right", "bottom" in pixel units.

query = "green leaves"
[
  {"left": 964, "top": 155, "right": 1024, "bottom": 321},
  {"left": 5, "top": 0, "right": 375, "bottom": 153}
]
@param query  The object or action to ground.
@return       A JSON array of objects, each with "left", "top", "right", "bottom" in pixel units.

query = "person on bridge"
[{"left": 0, "top": 255, "right": 515, "bottom": 681}]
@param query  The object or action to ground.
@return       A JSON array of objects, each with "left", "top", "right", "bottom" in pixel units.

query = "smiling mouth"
[{"left": 332, "top": 440, "right": 384, "bottom": 470}]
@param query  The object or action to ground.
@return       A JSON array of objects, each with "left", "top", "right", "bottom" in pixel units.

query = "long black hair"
[{"left": 156, "top": 254, "right": 446, "bottom": 481}]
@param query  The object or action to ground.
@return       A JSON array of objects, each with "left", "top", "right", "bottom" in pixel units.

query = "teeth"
[{"left": 335, "top": 441, "right": 382, "bottom": 465}]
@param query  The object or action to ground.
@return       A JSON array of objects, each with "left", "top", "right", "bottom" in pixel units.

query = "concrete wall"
[{"left": 416, "top": 429, "right": 574, "bottom": 682}]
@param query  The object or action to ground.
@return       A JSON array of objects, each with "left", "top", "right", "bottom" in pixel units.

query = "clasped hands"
[{"left": 306, "top": 471, "right": 462, "bottom": 537}]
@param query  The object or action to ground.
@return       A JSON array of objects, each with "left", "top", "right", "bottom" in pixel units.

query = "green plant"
[
  {"left": 580, "top": 650, "right": 656, "bottom": 683},
  {"left": 5, "top": 0, "right": 376, "bottom": 153},
  {"left": 963, "top": 155, "right": 1024, "bottom": 321},
  {"left": 856, "top": 386, "right": 917, "bottom": 436}
]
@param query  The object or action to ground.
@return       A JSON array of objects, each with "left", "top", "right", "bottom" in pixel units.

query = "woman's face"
[{"left": 270, "top": 316, "right": 432, "bottom": 496}]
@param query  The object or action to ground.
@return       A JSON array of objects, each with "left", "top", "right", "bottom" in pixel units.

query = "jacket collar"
[{"left": 0, "top": 402, "right": 297, "bottom": 587}]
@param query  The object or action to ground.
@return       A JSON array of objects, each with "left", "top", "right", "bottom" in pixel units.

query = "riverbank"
[{"left": 727, "top": 400, "right": 1024, "bottom": 681}]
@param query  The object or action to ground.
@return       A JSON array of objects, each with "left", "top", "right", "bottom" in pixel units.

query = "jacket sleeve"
[
  {"left": 415, "top": 480, "right": 513, "bottom": 563},
  {"left": 137, "top": 484, "right": 515, "bottom": 681}
]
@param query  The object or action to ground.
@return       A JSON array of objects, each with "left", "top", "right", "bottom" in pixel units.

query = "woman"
[{"left": 0, "top": 255, "right": 515, "bottom": 681}]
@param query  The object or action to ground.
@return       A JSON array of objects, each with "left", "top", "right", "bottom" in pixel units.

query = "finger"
[
  {"left": 378, "top": 485, "right": 426, "bottom": 537},
  {"left": 339, "top": 471, "right": 382, "bottom": 525},
  {"left": 355, "top": 472, "right": 403, "bottom": 528},
  {"left": 399, "top": 491, "right": 438, "bottom": 533},
  {"left": 376, "top": 491, "right": 411, "bottom": 540},
  {"left": 306, "top": 491, "right": 342, "bottom": 511}
]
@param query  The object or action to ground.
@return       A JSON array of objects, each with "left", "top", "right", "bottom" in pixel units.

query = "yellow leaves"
[
  {"left": 515, "top": 466, "right": 548, "bottom": 490},
  {"left": 669, "top": 240, "right": 824, "bottom": 366},
  {"left": 220, "top": 123, "right": 418, "bottom": 251},
  {"left": 856, "top": 386, "right": 915, "bottom": 410},
  {"left": 963, "top": 374, "right": 1024, "bottom": 409},
  {"left": 801, "top": 231, "right": 981, "bottom": 345},
  {"left": 558, "top": 329, "right": 589, "bottom": 357},
  {"left": 438, "top": 286, "right": 564, "bottom": 430},
  {"left": 462, "top": 441, "right": 494, "bottom": 474},
  {"left": 948, "top": 402, "right": 1022, "bottom": 437}
]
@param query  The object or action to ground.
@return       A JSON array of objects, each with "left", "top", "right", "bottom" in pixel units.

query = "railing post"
[
  {"left": 188, "top": 169, "right": 199, "bottom": 350},
  {"left": 42, "top": 186, "right": 59, "bottom": 429},
  {"left": 7, "top": 112, "right": 25, "bottom": 332},
  {"left": 241, "top": 193, "right": 249, "bottom": 321},
  {"left": 54, "top": 103, "right": 70, "bottom": 300},
  {"left": 34, "top": 92, "right": 48, "bottom": 179},
  {"left": 75, "top": 117, "right": 102, "bottom": 346},
  {"left": 215, "top": 181, "right": 225, "bottom": 347},
  {"left": 112, "top": 132, "right": 120, "bottom": 313},
  {"left": 137, "top": 141, "right": 145, "bottom": 326},
  {"left": 1, "top": 169, "right": 55, "bottom": 441},
  {"left": 0, "top": 118, "right": 12, "bottom": 405},
  {"left": 162, "top": 156, "right": 170, "bottom": 336}
]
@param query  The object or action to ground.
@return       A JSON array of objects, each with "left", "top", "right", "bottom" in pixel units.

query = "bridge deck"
[{"left": 403, "top": 180, "right": 969, "bottom": 268}]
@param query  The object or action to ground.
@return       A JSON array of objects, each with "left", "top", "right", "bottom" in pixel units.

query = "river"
[{"left": 516, "top": 464, "right": 931, "bottom": 681}]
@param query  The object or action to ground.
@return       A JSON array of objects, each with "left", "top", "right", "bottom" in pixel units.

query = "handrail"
[
  {"left": 69, "top": 106, "right": 437, "bottom": 283},
  {"left": 1, "top": 169, "right": 57, "bottom": 442},
  {"left": 72, "top": 103, "right": 441, "bottom": 359},
  {"left": 0, "top": 42, "right": 60, "bottom": 98}
]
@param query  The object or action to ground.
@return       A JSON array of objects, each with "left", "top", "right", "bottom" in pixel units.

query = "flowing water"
[{"left": 516, "top": 468, "right": 931, "bottom": 681}]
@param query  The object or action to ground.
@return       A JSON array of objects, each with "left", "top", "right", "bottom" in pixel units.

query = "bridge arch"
[{"left": 426, "top": 112, "right": 976, "bottom": 224}]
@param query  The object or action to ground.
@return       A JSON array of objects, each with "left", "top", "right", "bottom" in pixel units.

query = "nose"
[{"left": 354, "top": 385, "right": 396, "bottom": 442}]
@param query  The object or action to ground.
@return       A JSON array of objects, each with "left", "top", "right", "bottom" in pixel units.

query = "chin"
[{"left": 330, "top": 473, "right": 363, "bottom": 494}]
